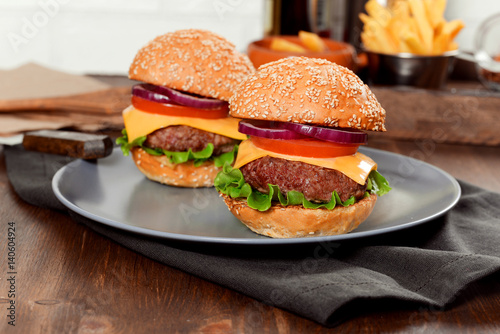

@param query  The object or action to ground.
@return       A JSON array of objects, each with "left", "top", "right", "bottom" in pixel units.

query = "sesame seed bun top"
[
  {"left": 129, "top": 29, "right": 255, "bottom": 101},
  {"left": 229, "top": 57, "right": 386, "bottom": 131}
]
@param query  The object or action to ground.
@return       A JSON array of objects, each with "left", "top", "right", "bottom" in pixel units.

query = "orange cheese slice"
[
  {"left": 234, "top": 139, "right": 377, "bottom": 185},
  {"left": 122, "top": 105, "right": 248, "bottom": 142}
]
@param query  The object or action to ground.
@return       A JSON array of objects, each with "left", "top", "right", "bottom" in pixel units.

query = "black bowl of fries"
[
  {"left": 365, "top": 50, "right": 459, "bottom": 89},
  {"left": 359, "top": 0, "right": 464, "bottom": 89}
]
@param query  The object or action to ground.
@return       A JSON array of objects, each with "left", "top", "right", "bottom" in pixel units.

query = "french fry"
[
  {"left": 402, "top": 30, "right": 428, "bottom": 55},
  {"left": 388, "top": 17, "right": 411, "bottom": 52},
  {"left": 444, "top": 19, "right": 466, "bottom": 41},
  {"left": 298, "top": 30, "right": 326, "bottom": 52},
  {"left": 434, "top": 20, "right": 446, "bottom": 37},
  {"left": 359, "top": 13, "right": 372, "bottom": 25},
  {"left": 432, "top": 19, "right": 465, "bottom": 54},
  {"left": 269, "top": 32, "right": 330, "bottom": 53},
  {"left": 446, "top": 41, "right": 459, "bottom": 52},
  {"left": 424, "top": 0, "right": 447, "bottom": 29},
  {"left": 270, "top": 38, "right": 306, "bottom": 53},
  {"left": 361, "top": 32, "right": 381, "bottom": 53},
  {"left": 408, "top": 0, "right": 433, "bottom": 53},
  {"left": 365, "top": 19, "right": 399, "bottom": 54},
  {"left": 390, "top": 0, "right": 410, "bottom": 21},
  {"left": 407, "top": 16, "right": 421, "bottom": 39},
  {"left": 432, "top": 32, "right": 449, "bottom": 54},
  {"left": 365, "top": 0, "right": 392, "bottom": 27}
]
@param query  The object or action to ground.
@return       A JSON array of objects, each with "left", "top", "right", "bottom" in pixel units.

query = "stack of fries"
[
  {"left": 360, "top": 0, "right": 464, "bottom": 55},
  {"left": 270, "top": 31, "right": 327, "bottom": 53}
]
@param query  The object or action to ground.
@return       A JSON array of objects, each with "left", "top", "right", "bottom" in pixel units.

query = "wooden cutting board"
[{"left": 370, "top": 83, "right": 500, "bottom": 146}]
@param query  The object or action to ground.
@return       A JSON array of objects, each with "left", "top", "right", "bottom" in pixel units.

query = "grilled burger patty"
[
  {"left": 240, "top": 156, "right": 367, "bottom": 203},
  {"left": 145, "top": 125, "right": 239, "bottom": 155}
]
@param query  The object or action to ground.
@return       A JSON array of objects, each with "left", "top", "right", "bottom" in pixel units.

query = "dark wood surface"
[
  {"left": 1, "top": 137, "right": 499, "bottom": 333},
  {"left": 1, "top": 75, "right": 499, "bottom": 332}
]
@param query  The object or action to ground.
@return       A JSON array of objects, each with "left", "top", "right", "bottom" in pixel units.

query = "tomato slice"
[
  {"left": 131, "top": 95, "right": 229, "bottom": 119},
  {"left": 250, "top": 136, "right": 359, "bottom": 158}
]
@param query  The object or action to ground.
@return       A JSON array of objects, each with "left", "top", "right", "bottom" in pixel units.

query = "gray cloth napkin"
[{"left": 4, "top": 144, "right": 500, "bottom": 326}]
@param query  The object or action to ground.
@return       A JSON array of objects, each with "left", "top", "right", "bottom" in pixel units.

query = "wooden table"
[{"left": 1, "top": 137, "right": 499, "bottom": 333}]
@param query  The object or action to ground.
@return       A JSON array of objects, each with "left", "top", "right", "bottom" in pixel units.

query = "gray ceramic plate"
[{"left": 52, "top": 147, "right": 460, "bottom": 245}]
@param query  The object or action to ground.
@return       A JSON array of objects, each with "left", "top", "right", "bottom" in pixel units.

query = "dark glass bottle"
[{"left": 266, "top": 0, "right": 368, "bottom": 46}]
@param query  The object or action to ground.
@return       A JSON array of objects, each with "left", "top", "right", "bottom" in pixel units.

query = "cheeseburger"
[
  {"left": 215, "top": 57, "right": 391, "bottom": 238},
  {"left": 117, "top": 29, "right": 255, "bottom": 187}
]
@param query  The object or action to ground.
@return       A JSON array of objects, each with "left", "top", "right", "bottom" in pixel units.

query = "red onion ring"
[
  {"left": 238, "top": 120, "right": 309, "bottom": 140},
  {"left": 281, "top": 122, "right": 367, "bottom": 144},
  {"left": 142, "top": 84, "right": 227, "bottom": 110},
  {"left": 132, "top": 85, "right": 179, "bottom": 105}
]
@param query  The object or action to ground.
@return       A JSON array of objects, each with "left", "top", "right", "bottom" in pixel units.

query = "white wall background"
[
  {"left": 3, "top": 0, "right": 498, "bottom": 75},
  {"left": 444, "top": 0, "right": 500, "bottom": 52},
  {"left": 0, "top": 0, "right": 266, "bottom": 75}
]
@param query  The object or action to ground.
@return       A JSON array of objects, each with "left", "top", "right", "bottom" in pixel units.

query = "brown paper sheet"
[
  {"left": 0, "top": 63, "right": 110, "bottom": 100},
  {"left": 0, "top": 63, "right": 131, "bottom": 137}
]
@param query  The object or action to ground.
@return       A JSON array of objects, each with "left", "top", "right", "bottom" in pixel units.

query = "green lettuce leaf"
[
  {"left": 366, "top": 169, "right": 392, "bottom": 196},
  {"left": 116, "top": 129, "right": 238, "bottom": 166},
  {"left": 162, "top": 144, "right": 214, "bottom": 167},
  {"left": 215, "top": 163, "right": 252, "bottom": 198},
  {"left": 116, "top": 129, "right": 144, "bottom": 156},
  {"left": 213, "top": 145, "right": 239, "bottom": 168}
]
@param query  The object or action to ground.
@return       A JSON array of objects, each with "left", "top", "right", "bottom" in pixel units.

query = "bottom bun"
[
  {"left": 131, "top": 147, "right": 221, "bottom": 187},
  {"left": 221, "top": 193, "right": 377, "bottom": 238}
]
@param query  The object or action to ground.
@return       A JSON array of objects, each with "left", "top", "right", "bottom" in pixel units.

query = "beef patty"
[
  {"left": 145, "top": 125, "right": 239, "bottom": 156},
  {"left": 240, "top": 156, "right": 367, "bottom": 203}
]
